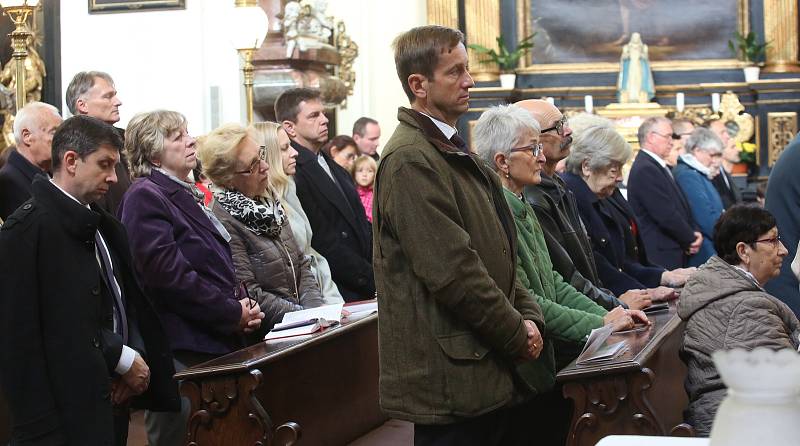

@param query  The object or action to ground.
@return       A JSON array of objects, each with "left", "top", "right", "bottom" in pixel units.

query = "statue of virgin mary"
[{"left": 616, "top": 33, "right": 655, "bottom": 103}]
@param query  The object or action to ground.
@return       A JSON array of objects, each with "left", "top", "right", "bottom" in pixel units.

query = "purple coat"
[{"left": 119, "top": 170, "right": 242, "bottom": 355}]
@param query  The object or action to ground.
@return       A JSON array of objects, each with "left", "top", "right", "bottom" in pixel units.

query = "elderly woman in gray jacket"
[
  {"left": 679, "top": 204, "right": 800, "bottom": 436},
  {"left": 197, "top": 124, "right": 324, "bottom": 336}
]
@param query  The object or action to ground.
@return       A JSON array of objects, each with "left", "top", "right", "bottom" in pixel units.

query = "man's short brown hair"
[
  {"left": 392, "top": 25, "right": 464, "bottom": 103},
  {"left": 274, "top": 88, "right": 322, "bottom": 124}
]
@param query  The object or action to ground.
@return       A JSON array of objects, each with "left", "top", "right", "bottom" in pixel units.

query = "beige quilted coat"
[{"left": 678, "top": 255, "right": 800, "bottom": 436}]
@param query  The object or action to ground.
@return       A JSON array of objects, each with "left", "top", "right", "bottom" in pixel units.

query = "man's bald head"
[
  {"left": 514, "top": 99, "right": 562, "bottom": 128},
  {"left": 514, "top": 99, "right": 573, "bottom": 172}
]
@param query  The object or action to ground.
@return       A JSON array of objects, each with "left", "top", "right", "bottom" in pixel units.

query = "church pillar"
[
  {"left": 762, "top": 0, "right": 800, "bottom": 73},
  {"left": 426, "top": 0, "right": 458, "bottom": 29},
  {"left": 464, "top": 0, "right": 500, "bottom": 81}
]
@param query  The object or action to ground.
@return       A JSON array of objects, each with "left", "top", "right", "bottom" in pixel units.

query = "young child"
[{"left": 353, "top": 155, "right": 377, "bottom": 223}]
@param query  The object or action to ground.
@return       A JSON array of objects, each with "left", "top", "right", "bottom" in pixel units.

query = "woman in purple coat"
[{"left": 118, "top": 110, "right": 264, "bottom": 446}]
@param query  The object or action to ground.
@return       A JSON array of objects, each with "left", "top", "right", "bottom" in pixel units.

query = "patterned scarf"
[{"left": 214, "top": 188, "right": 286, "bottom": 238}]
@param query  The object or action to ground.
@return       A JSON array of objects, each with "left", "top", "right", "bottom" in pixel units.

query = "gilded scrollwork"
[
  {"left": 767, "top": 112, "right": 798, "bottom": 166},
  {"left": 334, "top": 20, "right": 358, "bottom": 107}
]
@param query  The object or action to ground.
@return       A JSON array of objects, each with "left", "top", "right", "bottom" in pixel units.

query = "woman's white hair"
[
  {"left": 566, "top": 125, "right": 632, "bottom": 175},
  {"left": 685, "top": 127, "right": 723, "bottom": 154},
  {"left": 473, "top": 104, "right": 540, "bottom": 169}
]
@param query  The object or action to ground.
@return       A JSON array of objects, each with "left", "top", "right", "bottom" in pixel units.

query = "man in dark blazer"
[
  {"left": 765, "top": 133, "right": 800, "bottom": 315},
  {"left": 66, "top": 70, "right": 131, "bottom": 216},
  {"left": 708, "top": 119, "right": 743, "bottom": 209},
  {"left": 628, "top": 117, "right": 703, "bottom": 270},
  {"left": 0, "top": 115, "right": 179, "bottom": 446},
  {"left": 0, "top": 101, "right": 62, "bottom": 220},
  {"left": 275, "top": 88, "right": 375, "bottom": 302}
]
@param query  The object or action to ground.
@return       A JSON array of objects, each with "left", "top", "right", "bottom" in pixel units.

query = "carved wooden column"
[
  {"left": 767, "top": 112, "right": 798, "bottom": 166},
  {"left": 464, "top": 0, "right": 500, "bottom": 81},
  {"left": 762, "top": 0, "right": 800, "bottom": 73},
  {"left": 426, "top": 0, "right": 458, "bottom": 29}
]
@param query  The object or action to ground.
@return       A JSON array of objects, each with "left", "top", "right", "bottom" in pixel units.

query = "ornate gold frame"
[{"left": 516, "top": 0, "right": 749, "bottom": 73}]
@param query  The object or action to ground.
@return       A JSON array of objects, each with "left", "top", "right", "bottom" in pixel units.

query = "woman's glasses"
[
  {"left": 234, "top": 146, "right": 267, "bottom": 175},
  {"left": 754, "top": 235, "right": 782, "bottom": 248},
  {"left": 510, "top": 143, "right": 544, "bottom": 157}
]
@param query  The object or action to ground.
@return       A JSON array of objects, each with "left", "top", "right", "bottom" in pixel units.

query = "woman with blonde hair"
[{"left": 253, "top": 122, "right": 344, "bottom": 303}]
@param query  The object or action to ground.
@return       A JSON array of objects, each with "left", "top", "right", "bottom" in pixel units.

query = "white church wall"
[{"left": 59, "top": 0, "right": 427, "bottom": 140}]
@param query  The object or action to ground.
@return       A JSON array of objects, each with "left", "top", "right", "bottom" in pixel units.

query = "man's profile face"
[
  {"left": 72, "top": 144, "right": 119, "bottom": 204},
  {"left": 646, "top": 121, "right": 674, "bottom": 159},
  {"left": 425, "top": 42, "right": 474, "bottom": 124},
  {"left": 540, "top": 113, "right": 573, "bottom": 163},
  {"left": 292, "top": 99, "right": 329, "bottom": 147},
  {"left": 77, "top": 77, "right": 122, "bottom": 124},
  {"left": 355, "top": 122, "right": 381, "bottom": 155},
  {"left": 27, "top": 111, "right": 62, "bottom": 169}
]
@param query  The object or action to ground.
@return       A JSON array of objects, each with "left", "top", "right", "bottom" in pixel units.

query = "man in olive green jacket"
[{"left": 374, "top": 26, "right": 545, "bottom": 445}]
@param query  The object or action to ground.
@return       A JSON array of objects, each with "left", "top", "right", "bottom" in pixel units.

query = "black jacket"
[
  {"left": 292, "top": 141, "right": 375, "bottom": 301},
  {"left": 0, "top": 178, "right": 179, "bottom": 446},
  {"left": 524, "top": 173, "right": 624, "bottom": 310},
  {"left": 627, "top": 150, "right": 696, "bottom": 270},
  {"left": 711, "top": 168, "right": 742, "bottom": 210},
  {"left": 0, "top": 149, "right": 46, "bottom": 220}
]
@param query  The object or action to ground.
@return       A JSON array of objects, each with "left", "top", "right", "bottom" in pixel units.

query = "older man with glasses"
[{"left": 628, "top": 116, "right": 703, "bottom": 270}]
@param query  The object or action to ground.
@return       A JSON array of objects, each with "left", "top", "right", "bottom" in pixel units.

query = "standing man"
[
  {"left": 0, "top": 115, "right": 179, "bottom": 445},
  {"left": 66, "top": 71, "right": 131, "bottom": 215},
  {"left": 765, "top": 133, "right": 800, "bottom": 315},
  {"left": 669, "top": 118, "right": 695, "bottom": 167},
  {"left": 0, "top": 101, "right": 61, "bottom": 219},
  {"left": 628, "top": 117, "right": 703, "bottom": 269},
  {"left": 275, "top": 88, "right": 374, "bottom": 302},
  {"left": 352, "top": 116, "right": 381, "bottom": 161},
  {"left": 375, "top": 25, "right": 545, "bottom": 445},
  {"left": 708, "top": 119, "right": 742, "bottom": 209}
]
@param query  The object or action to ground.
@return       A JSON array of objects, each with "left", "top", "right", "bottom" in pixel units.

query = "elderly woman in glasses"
[
  {"left": 119, "top": 111, "right": 265, "bottom": 446},
  {"left": 561, "top": 122, "right": 693, "bottom": 297},
  {"left": 679, "top": 205, "right": 798, "bottom": 436},
  {"left": 474, "top": 104, "right": 649, "bottom": 444},
  {"left": 196, "top": 123, "right": 325, "bottom": 336},
  {"left": 673, "top": 128, "right": 725, "bottom": 267}
]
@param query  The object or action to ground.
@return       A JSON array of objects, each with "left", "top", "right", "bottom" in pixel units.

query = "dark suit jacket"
[
  {"left": 628, "top": 150, "right": 696, "bottom": 270},
  {"left": 563, "top": 173, "right": 664, "bottom": 296},
  {"left": 765, "top": 133, "right": 800, "bottom": 315},
  {"left": 119, "top": 170, "right": 243, "bottom": 355},
  {"left": 0, "top": 149, "right": 46, "bottom": 220},
  {"left": 292, "top": 141, "right": 375, "bottom": 302},
  {"left": 0, "top": 178, "right": 179, "bottom": 446},
  {"left": 711, "top": 168, "right": 742, "bottom": 210}
]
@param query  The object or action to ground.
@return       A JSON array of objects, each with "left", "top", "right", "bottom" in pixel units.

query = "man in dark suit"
[
  {"left": 628, "top": 116, "right": 703, "bottom": 270},
  {"left": 275, "top": 88, "right": 375, "bottom": 302},
  {"left": 0, "top": 101, "right": 62, "bottom": 220},
  {"left": 0, "top": 115, "right": 179, "bottom": 446},
  {"left": 708, "top": 119, "right": 743, "bottom": 209},
  {"left": 65, "top": 71, "right": 131, "bottom": 215},
  {"left": 765, "top": 133, "right": 800, "bottom": 315}
]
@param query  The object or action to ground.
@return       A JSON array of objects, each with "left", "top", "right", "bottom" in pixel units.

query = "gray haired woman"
[
  {"left": 673, "top": 127, "right": 725, "bottom": 266},
  {"left": 562, "top": 124, "right": 693, "bottom": 297}
]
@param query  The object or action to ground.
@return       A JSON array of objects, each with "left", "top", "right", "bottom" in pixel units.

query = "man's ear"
[
  {"left": 20, "top": 128, "right": 32, "bottom": 146},
  {"left": 62, "top": 150, "right": 79, "bottom": 175},
  {"left": 75, "top": 98, "right": 88, "bottom": 115},
  {"left": 282, "top": 120, "right": 297, "bottom": 138},
  {"left": 407, "top": 74, "right": 428, "bottom": 101}
]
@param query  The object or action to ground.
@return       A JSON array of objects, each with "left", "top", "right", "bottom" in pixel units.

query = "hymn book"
[
  {"left": 576, "top": 325, "right": 628, "bottom": 365},
  {"left": 264, "top": 303, "right": 344, "bottom": 340}
]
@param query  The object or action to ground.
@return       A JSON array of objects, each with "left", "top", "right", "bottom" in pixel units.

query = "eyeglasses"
[
  {"left": 652, "top": 131, "right": 681, "bottom": 141},
  {"left": 541, "top": 117, "right": 569, "bottom": 136},
  {"left": 754, "top": 235, "right": 783, "bottom": 248},
  {"left": 234, "top": 145, "right": 267, "bottom": 175},
  {"left": 510, "top": 143, "right": 544, "bottom": 157}
]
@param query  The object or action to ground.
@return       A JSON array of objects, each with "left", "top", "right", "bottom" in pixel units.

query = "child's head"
[{"left": 353, "top": 155, "right": 377, "bottom": 188}]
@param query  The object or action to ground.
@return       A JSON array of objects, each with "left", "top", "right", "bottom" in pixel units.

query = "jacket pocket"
[{"left": 436, "top": 331, "right": 489, "bottom": 361}]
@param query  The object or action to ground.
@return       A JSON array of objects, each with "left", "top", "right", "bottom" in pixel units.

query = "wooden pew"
[
  {"left": 557, "top": 301, "right": 692, "bottom": 446},
  {"left": 175, "top": 313, "right": 385, "bottom": 446}
]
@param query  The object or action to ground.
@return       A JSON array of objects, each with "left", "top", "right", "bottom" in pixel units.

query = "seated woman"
[
  {"left": 197, "top": 123, "right": 325, "bottom": 334},
  {"left": 562, "top": 124, "right": 693, "bottom": 297},
  {"left": 254, "top": 122, "right": 344, "bottom": 304},
  {"left": 673, "top": 128, "right": 724, "bottom": 266},
  {"left": 320, "top": 135, "right": 358, "bottom": 173},
  {"left": 679, "top": 205, "right": 799, "bottom": 436},
  {"left": 119, "top": 110, "right": 264, "bottom": 446},
  {"left": 474, "top": 104, "right": 649, "bottom": 444}
]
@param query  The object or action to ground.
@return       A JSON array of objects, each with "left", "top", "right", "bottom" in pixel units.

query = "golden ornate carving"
[
  {"left": 334, "top": 19, "right": 358, "bottom": 108},
  {"left": 767, "top": 112, "right": 798, "bottom": 166},
  {"left": 718, "top": 91, "right": 754, "bottom": 144},
  {"left": 464, "top": 0, "right": 500, "bottom": 81},
  {"left": 762, "top": 0, "right": 800, "bottom": 73},
  {"left": 426, "top": 0, "right": 458, "bottom": 29}
]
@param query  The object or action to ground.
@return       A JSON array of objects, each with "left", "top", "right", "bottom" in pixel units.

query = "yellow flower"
[{"left": 737, "top": 142, "right": 756, "bottom": 153}]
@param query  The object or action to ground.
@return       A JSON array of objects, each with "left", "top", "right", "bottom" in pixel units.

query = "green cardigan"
[{"left": 505, "top": 188, "right": 607, "bottom": 344}]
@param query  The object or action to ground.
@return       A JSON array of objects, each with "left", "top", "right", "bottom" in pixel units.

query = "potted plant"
[
  {"left": 468, "top": 33, "right": 535, "bottom": 89},
  {"left": 728, "top": 31, "right": 769, "bottom": 82}
]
